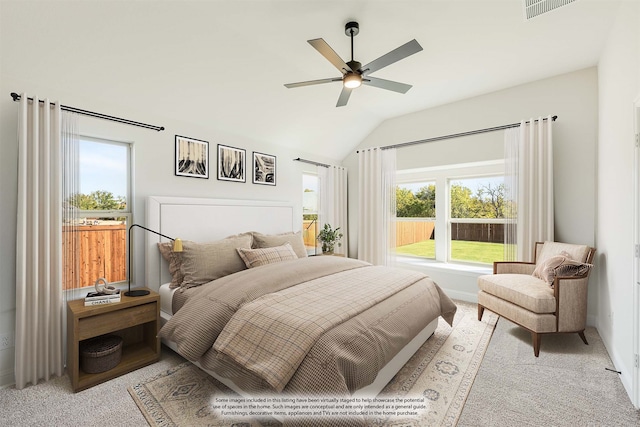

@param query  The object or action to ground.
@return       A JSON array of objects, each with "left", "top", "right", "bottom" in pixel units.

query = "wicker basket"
[{"left": 80, "top": 335, "right": 123, "bottom": 374}]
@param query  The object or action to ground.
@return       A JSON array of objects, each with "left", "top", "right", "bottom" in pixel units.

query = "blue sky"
[
  {"left": 80, "top": 139, "right": 128, "bottom": 198},
  {"left": 302, "top": 173, "right": 318, "bottom": 192}
]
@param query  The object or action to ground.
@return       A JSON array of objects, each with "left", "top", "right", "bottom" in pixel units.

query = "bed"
[{"left": 145, "top": 196, "right": 456, "bottom": 426}]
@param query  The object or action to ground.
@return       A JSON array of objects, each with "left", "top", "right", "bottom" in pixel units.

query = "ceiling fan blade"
[
  {"left": 284, "top": 77, "right": 342, "bottom": 89},
  {"left": 364, "top": 76, "right": 412, "bottom": 94},
  {"left": 361, "top": 39, "right": 423, "bottom": 75},
  {"left": 336, "top": 87, "right": 352, "bottom": 107},
  {"left": 308, "top": 38, "right": 353, "bottom": 73}
]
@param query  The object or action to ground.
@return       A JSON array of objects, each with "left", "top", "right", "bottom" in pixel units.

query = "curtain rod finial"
[{"left": 10, "top": 92, "right": 20, "bottom": 101}]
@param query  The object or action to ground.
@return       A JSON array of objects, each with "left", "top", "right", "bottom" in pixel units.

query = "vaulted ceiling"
[{"left": 1, "top": 0, "right": 621, "bottom": 160}]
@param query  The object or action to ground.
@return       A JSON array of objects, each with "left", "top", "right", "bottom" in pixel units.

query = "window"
[
  {"left": 302, "top": 173, "right": 319, "bottom": 255},
  {"left": 395, "top": 181, "right": 436, "bottom": 259},
  {"left": 63, "top": 137, "right": 132, "bottom": 290},
  {"left": 449, "top": 176, "right": 506, "bottom": 264},
  {"left": 394, "top": 161, "right": 505, "bottom": 266}
]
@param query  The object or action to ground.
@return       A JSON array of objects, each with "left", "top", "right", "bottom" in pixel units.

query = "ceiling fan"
[{"left": 284, "top": 21, "right": 423, "bottom": 107}]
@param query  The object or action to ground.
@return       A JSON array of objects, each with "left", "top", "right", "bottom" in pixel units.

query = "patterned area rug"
[{"left": 129, "top": 301, "right": 497, "bottom": 427}]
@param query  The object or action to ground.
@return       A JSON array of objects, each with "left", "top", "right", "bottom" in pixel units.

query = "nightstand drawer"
[{"left": 78, "top": 303, "right": 156, "bottom": 340}]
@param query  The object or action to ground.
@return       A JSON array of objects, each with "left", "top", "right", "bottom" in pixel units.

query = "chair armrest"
[
  {"left": 493, "top": 261, "right": 535, "bottom": 275},
  {"left": 554, "top": 275, "right": 590, "bottom": 332}
]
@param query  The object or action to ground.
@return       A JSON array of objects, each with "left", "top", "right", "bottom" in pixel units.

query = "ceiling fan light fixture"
[{"left": 343, "top": 73, "right": 362, "bottom": 89}]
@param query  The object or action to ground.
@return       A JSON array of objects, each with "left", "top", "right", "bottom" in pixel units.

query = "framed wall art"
[
  {"left": 175, "top": 135, "right": 209, "bottom": 179},
  {"left": 252, "top": 151, "right": 276, "bottom": 186},
  {"left": 217, "top": 144, "right": 246, "bottom": 182}
]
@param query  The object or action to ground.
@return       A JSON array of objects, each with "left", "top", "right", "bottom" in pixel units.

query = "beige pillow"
[
  {"left": 533, "top": 251, "right": 592, "bottom": 286},
  {"left": 536, "top": 241, "right": 590, "bottom": 264},
  {"left": 180, "top": 233, "right": 253, "bottom": 289},
  {"left": 237, "top": 243, "right": 298, "bottom": 269},
  {"left": 532, "top": 255, "right": 566, "bottom": 285},
  {"left": 252, "top": 231, "right": 308, "bottom": 258},
  {"left": 157, "top": 242, "right": 184, "bottom": 289}
]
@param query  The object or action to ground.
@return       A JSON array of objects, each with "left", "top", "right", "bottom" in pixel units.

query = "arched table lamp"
[{"left": 126, "top": 223, "right": 183, "bottom": 297}]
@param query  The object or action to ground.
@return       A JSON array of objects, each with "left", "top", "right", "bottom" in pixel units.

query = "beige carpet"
[
  {"left": 129, "top": 301, "right": 497, "bottom": 427},
  {"left": 457, "top": 317, "right": 640, "bottom": 426}
]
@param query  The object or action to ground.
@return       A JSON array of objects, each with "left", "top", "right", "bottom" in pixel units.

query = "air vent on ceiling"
[{"left": 523, "top": 0, "right": 577, "bottom": 20}]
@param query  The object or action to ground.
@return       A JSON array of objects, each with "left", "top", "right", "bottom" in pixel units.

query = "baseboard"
[
  {"left": 0, "top": 367, "right": 15, "bottom": 389},
  {"left": 598, "top": 327, "right": 635, "bottom": 406},
  {"left": 609, "top": 346, "right": 634, "bottom": 405}
]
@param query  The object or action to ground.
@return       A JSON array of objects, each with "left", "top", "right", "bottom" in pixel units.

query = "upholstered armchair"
[{"left": 477, "top": 241, "right": 596, "bottom": 357}]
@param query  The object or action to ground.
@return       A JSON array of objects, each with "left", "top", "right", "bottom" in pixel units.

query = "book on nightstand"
[
  {"left": 85, "top": 289, "right": 120, "bottom": 300},
  {"left": 84, "top": 290, "right": 121, "bottom": 306},
  {"left": 84, "top": 296, "right": 121, "bottom": 306}
]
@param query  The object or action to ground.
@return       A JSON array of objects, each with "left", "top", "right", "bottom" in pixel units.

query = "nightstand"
[{"left": 66, "top": 288, "right": 160, "bottom": 392}]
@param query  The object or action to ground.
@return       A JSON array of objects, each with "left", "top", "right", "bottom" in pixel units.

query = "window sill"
[{"left": 395, "top": 256, "right": 492, "bottom": 276}]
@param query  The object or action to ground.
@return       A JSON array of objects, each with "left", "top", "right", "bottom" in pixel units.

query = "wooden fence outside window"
[{"left": 62, "top": 224, "right": 126, "bottom": 290}]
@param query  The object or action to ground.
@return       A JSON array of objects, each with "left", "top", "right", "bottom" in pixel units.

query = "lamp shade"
[{"left": 126, "top": 224, "right": 181, "bottom": 297}]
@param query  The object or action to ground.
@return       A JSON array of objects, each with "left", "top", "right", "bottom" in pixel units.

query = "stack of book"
[{"left": 84, "top": 290, "right": 121, "bottom": 306}]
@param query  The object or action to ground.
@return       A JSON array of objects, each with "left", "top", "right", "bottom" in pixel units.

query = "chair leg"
[
  {"left": 478, "top": 304, "right": 485, "bottom": 321},
  {"left": 578, "top": 331, "right": 589, "bottom": 346},
  {"left": 532, "top": 332, "right": 541, "bottom": 357}
]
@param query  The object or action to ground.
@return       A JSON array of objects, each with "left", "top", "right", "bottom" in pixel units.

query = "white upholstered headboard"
[{"left": 145, "top": 196, "right": 295, "bottom": 292}]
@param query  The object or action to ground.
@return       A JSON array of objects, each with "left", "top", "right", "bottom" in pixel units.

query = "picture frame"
[
  {"left": 175, "top": 135, "right": 209, "bottom": 179},
  {"left": 252, "top": 152, "right": 276, "bottom": 186},
  {"left": 217, "top": 144, "right": 246, "bottom": 182}
]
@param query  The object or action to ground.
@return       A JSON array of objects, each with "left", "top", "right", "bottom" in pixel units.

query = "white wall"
[
  {"left": 0, "top": 26, "right": 338, "bottom": 390},
  {"left": 0, "top": 87, "right": 334, "bottom": 389},
  {"left": 596, "top": 0, "right": 640, "bottom": 402},
  {"left": 344, "top": 67, "right": 599, "bottom": 309}
]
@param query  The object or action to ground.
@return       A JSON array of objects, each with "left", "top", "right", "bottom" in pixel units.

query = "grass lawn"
[{"left": 395, "top": 240, "right": 504, "bottom": 264}]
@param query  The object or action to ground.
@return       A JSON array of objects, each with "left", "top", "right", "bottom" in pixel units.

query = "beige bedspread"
[{"left": 160, "top": 256, "right": 456, "bottom": 413}]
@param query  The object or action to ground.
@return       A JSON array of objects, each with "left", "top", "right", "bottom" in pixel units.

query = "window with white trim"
[
  {"left": 395, "top": 161, "right": 506, "bottom": 265},
  {"left": 63, "top": 136, "right": 132, "bottom": 290}
]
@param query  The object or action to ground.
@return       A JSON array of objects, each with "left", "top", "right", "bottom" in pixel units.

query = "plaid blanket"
[
  {"left": 160, "top": 256, "right": 457, "bottom": 407},
  {"left": 213, "top": 265, "right": 429, "bottom": 391}
]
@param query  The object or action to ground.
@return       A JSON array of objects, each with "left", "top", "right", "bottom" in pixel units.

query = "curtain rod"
[
  {"left": 10, "top": 92, "right": 165, "bottom": 132},
  {"left": 357, "top": 115, "right": 557, "bottom": 153},
  {"left": 294, "top": 157, "right": 330, "bottom": 168}
]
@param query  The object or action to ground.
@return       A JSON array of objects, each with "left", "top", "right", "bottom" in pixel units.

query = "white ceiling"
[{"left": 2, "top": 0, "right": 621, "bottom": 160}]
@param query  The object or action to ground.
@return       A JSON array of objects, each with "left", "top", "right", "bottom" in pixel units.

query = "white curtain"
[
  {"left": 316, "top": 165, "right": 349, "bottom": 255},
  {"left": 504, "top": 116, "right": 554, "bottom": 262},
  {"left": 357, "top": 148, "right": 397, "bottom": 265},
  {"left": 15, "top": 94, "right": 78, "bottom": 388}
]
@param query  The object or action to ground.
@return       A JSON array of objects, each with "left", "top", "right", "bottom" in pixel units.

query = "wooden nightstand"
[{"left": 66, "top": 288, "right": 160, "bottom": 392}]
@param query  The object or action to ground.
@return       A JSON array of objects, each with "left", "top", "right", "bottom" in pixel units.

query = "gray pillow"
[
  {"left": 180, "top": 233, "right": 253, "bottom": 289},
  {"left": 252, "top": 231, "right": 308, "bottom": 258}
]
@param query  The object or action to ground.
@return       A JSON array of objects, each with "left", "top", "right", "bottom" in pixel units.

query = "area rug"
[{"left": 129, "top": 301, "right": 497, "bottom": 427}]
